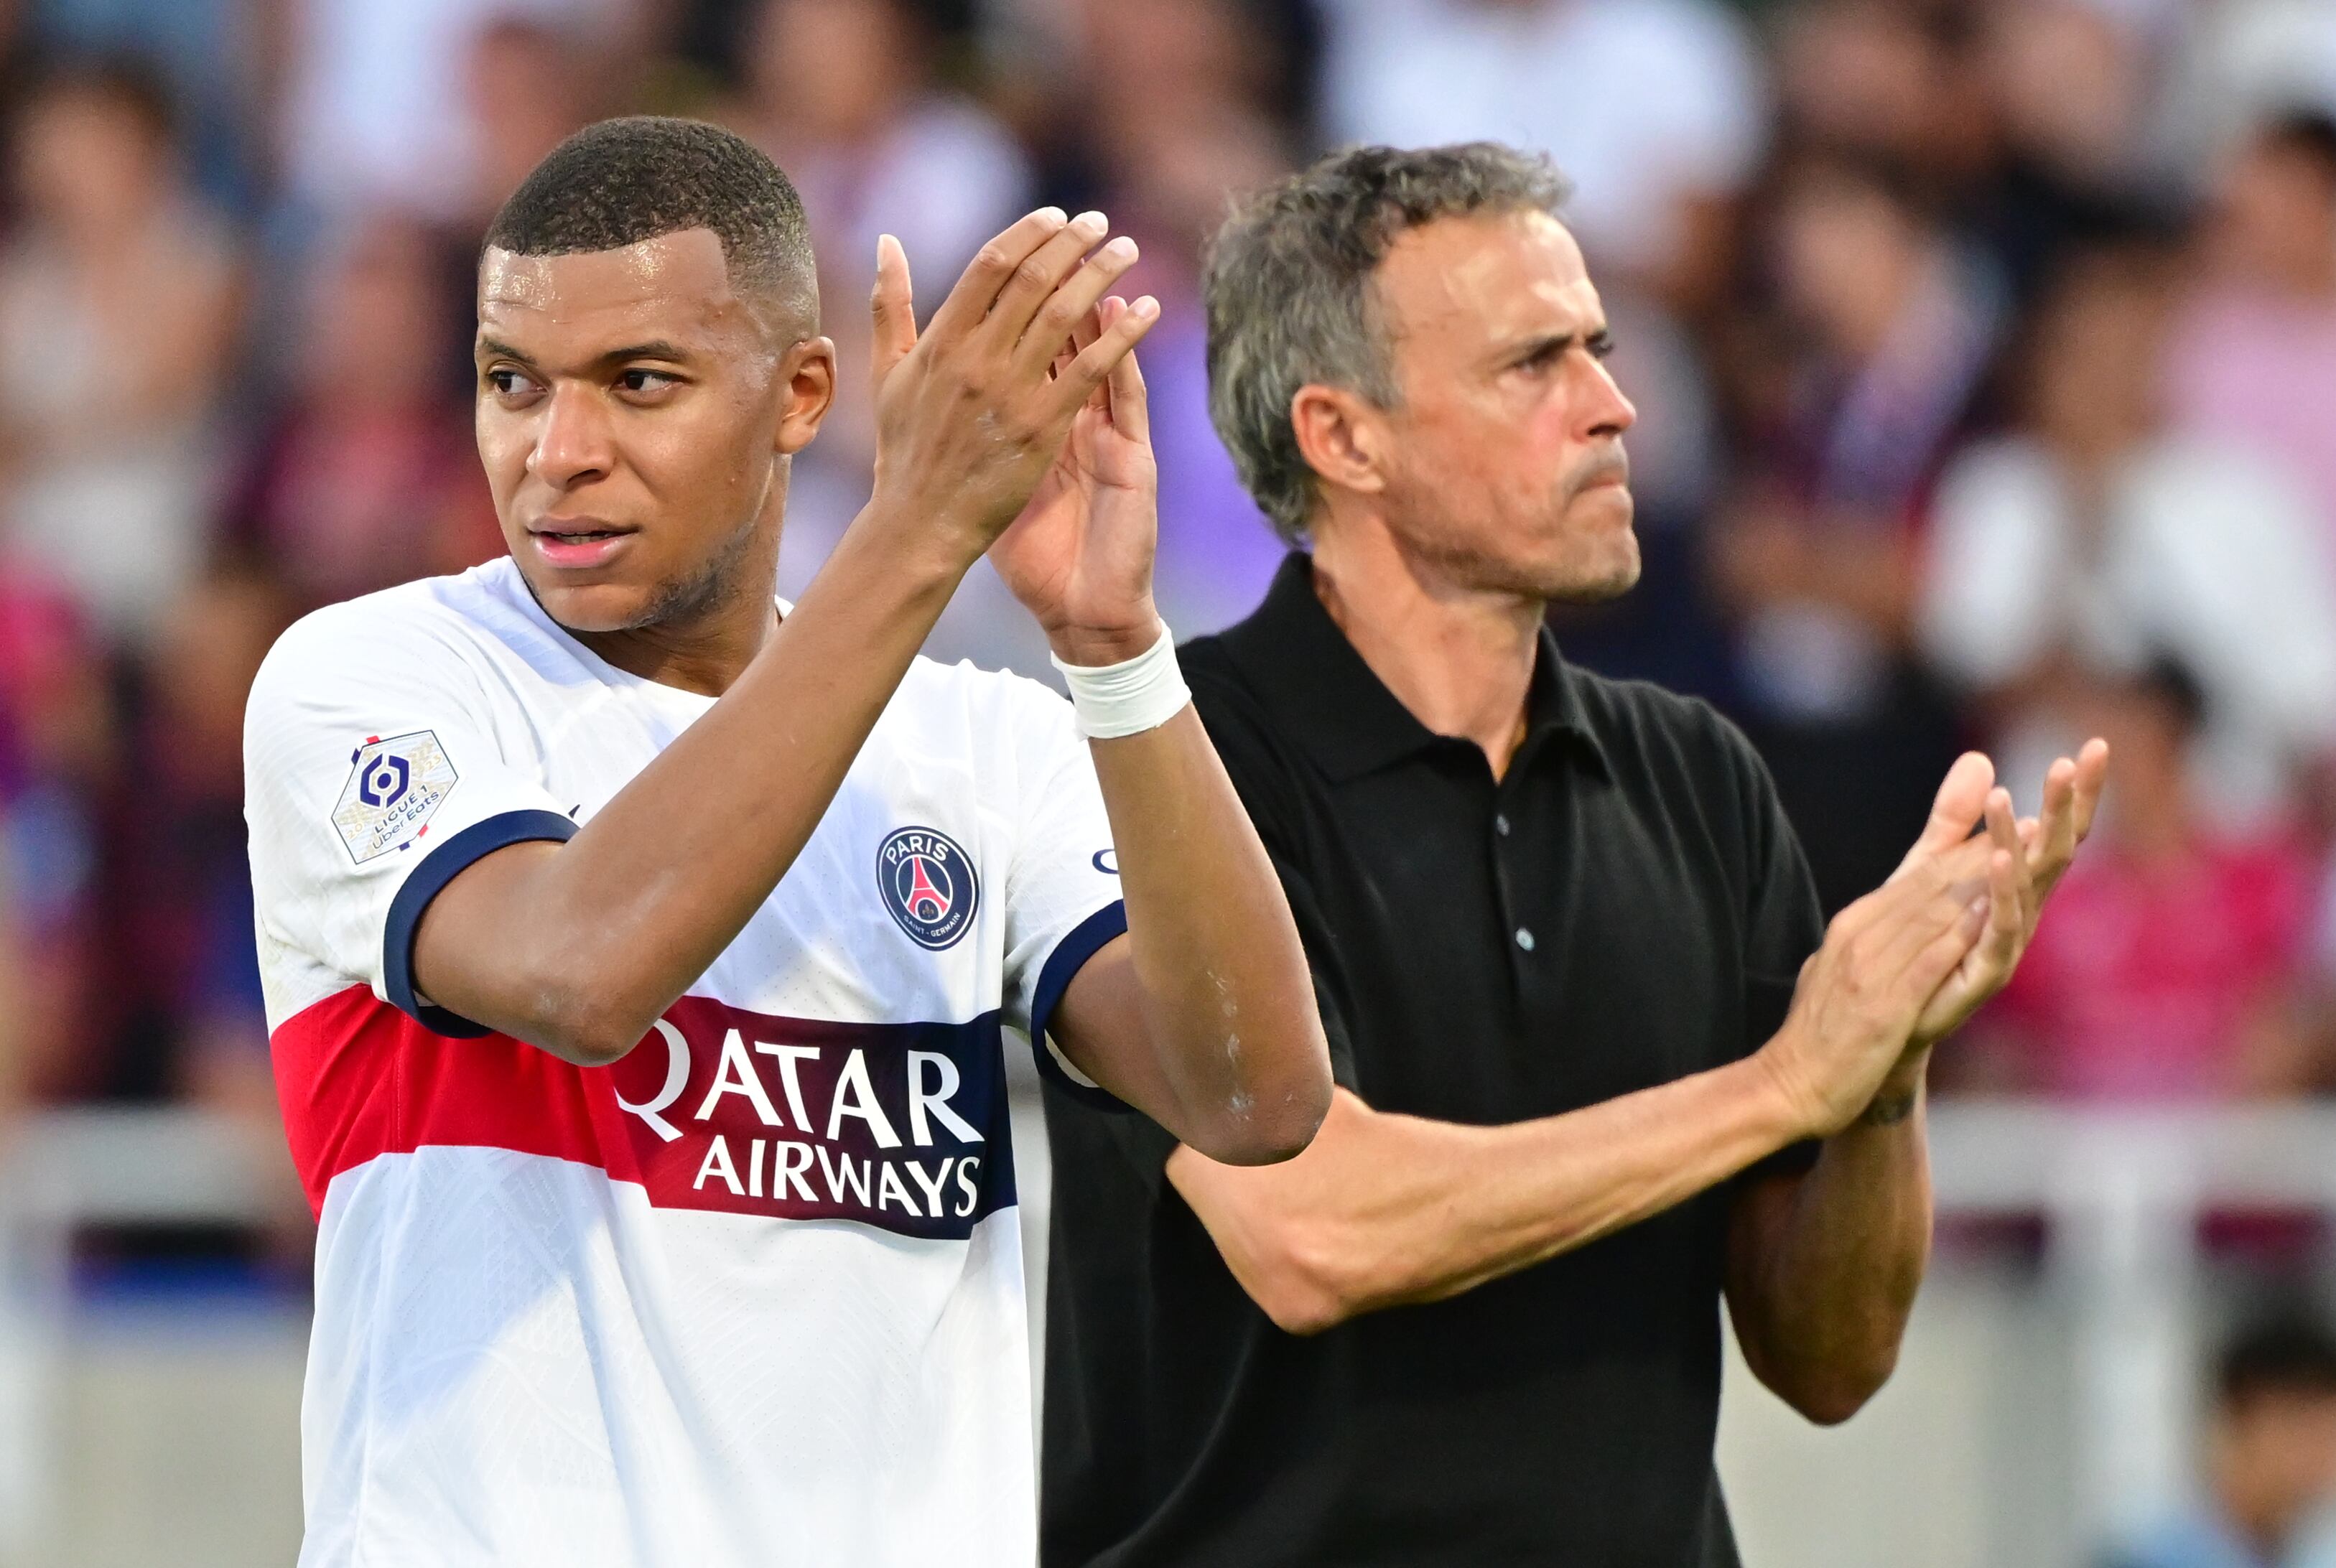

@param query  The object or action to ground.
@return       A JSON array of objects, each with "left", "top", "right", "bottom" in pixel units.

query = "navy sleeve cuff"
[
  {"left": 382, "top": 808, "right": 580, "bottom": 1038},
  {"left": 1028, "top": 900, "right": 1130, "bottom": 1111}
]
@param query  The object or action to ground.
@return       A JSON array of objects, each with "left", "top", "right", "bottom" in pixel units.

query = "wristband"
[{"left": 1051, "top": 623, "right": 1191, "bottom": 739}]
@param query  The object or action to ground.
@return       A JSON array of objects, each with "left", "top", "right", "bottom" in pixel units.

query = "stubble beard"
[
  {"left": 1390, "top": 444, "right": 1639, "bottom": 606},
  {"left": 513, "top": 499, "right": 775, "bottom": 640},
  {"left": 629, "top": 504, "right": 771, "bottom": 632},
  {"left": 1398, "top": 495, "right": 1641, "bottom": 607}
]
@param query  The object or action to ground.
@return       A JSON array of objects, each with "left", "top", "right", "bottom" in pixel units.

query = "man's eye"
[
  {"left": 485, "top": 368, "right": 533, "bottom": 396},
  {"left": 619, "top": 369, "right": 677, "bottom": 393}
]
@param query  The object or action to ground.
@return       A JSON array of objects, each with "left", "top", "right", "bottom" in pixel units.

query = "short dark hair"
[
  {"left": 484, "top": 116, "right": 817, "bottom": 334},
  {"left": 2218, "top": 1311, "right": 2336, "bottom": 1411},
  {"left": 1203, "top": 143, "right": 1573, "bottom": 543}
]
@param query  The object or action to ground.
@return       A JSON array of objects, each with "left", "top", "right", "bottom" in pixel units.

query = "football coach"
[{"left": 1038, "top": 144, "right": 2109, "bottom": 1567}]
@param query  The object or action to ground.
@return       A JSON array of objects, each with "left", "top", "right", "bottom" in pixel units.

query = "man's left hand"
[
  {"left": 990, "top": 292, "right": 1164, "bottom": 667},
  {"left": 1898, "top": 739, "right": 2111, "bottom": 1052}
]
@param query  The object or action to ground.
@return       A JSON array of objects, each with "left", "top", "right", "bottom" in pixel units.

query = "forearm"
[
  {"left": 1171, "top": 1056, "right": 1808, "bottom": 1333},
  {"left": 1076, "top": 707, "right": 1331, "bottom": 1162},
  {"left": 1726, "top": 1054, "right": 1934, "bottom": 1422},
  {"left": 415, "top": 504, "right": 969, "bottom": 1059}
]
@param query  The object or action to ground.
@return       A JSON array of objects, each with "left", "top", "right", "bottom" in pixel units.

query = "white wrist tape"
[{"left": 1051, "top": 623, "right": 1191, "bottom": 739}]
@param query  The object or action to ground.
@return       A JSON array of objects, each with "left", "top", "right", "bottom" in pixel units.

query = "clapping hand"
[
  {"left": 1756, "top": 741, "right": 2109, "bottom": 1139},
  {"left": 1898, "top": 742, "right": 2111, "bottom": 1048},
  {"left": 862, "top": 210, "right": 1157, "bottom": 570},
  {"left": 989, "top": 289, "right": 1163, "bottom": 668}
]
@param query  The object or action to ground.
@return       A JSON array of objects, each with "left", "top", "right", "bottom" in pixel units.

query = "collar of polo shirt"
[{"left": 1216, "top": 553, "right": 1611, "bottom": 784}]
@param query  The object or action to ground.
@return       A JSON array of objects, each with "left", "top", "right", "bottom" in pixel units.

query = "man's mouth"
[
  {"left": 1571, "top": 451, "right": 1631, "bottom": 496},
  {"left": 533, "top": 519, "right": 630, "bottom": 543},
  {"left": 529, "top": 520, "right": 636, "bottom": 567}
]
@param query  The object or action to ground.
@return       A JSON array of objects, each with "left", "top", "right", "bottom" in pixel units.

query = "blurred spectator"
[
  {"left": 1053, "top": 0, "right": 1291, "bottom": 638},
  {"left": 740, "top": 0, "right": 1046, "bottom": 670},
  {"left": 1318, "top": 0, "right": 1767, "bottom": 302},
  {"left": 1708, "top": 156, "right": 1996, "bottom": 910},
  {"left": 1974, "top": 0, "right": 2179, "bottom": 304},
  {"left": 455, "top": 17, "right": 615, "bottom": 233},
  {"left": 1743, "top": 155, "right": 2006, "bottom": 516},
  {"left": 31, "top": 0, "right": 266, "bottom": 210},
  {"left": 742, "top": 0, "right": 1033, "bottom": 478},
  {"left": 106, "top": 569, "right": 293, "bottom": 1145},
  {"left": 1774, "top": 1, "right": 1990, "bottom": 197},
  {"left": 2164, "top": 111, "right": 2336, "bottom": 549},
  {"left": 2105, "top": 1310, "right": 2336, "bottom": 1568},
  {"left": 222, "top": 213, "right": 498, "bottom": 607},
  {"left": 1975, "top": 660, "right": 2317, "bottom": 1102},
  {"left": 0, "top": 57, "right": 240, "bottom": 640},
  {"left": 0, "top": 574, "right": 114, "bottom": 1101},
  {"left": 279, "top": 0, "right": 635, "bottom": 222},
  {"left": 1921, "top": 246, "right": 2336, "bottom": 829},
  {"left": 108, "top": 566, "right": 290, "bottom": 1097}
]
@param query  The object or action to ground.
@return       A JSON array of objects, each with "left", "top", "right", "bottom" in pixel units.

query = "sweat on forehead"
[
  {"left": 483, "top": 115, "right": 819, "bottom": 335},
  {"left": 476, "top": 230, "right": 768, "bottom": 342}
]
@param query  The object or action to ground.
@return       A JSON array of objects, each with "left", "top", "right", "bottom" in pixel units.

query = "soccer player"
[{"left": 243, "top": 118, "right": 1331, "bottom": 1565}]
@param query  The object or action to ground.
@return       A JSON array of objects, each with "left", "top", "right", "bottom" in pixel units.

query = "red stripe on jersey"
[
  {"left": 269, "top": 987, "right": 1014, "bottom": 1236},
  {"left": 271, "top": 986, "right": 608, "bottom": 1214}
]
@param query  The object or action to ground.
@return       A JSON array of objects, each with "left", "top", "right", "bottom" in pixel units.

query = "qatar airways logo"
[{"left": 605, "top": 996, "right": 1012, "bottom": 1238}]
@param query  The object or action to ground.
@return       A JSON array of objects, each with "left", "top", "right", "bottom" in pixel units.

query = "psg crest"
[{"left": 876, "top": 826, "right": 979, "bottom": 950}]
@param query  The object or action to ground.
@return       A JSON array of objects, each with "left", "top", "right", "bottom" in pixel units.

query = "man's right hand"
[
  {"left": 861, "top": 208, "right": 1156, "bottom": 568},
  {"left": 1754, "top": 825, "right": 2009, "bottom": 1140}
]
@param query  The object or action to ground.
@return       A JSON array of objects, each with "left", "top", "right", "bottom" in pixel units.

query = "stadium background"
[{"left": 0, "top": 0, "right": 2335, "bottom": 1562}]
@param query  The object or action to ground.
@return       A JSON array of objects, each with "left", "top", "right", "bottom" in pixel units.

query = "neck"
[
  {"left": 575, "top": 592, "right": 780, "bottom": 698},
  {"left": 1310, "top": 508, "right": 1544, "bottom": 780}
]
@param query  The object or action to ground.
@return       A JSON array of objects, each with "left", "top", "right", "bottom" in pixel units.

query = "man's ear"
[
  {"left": 776, "top": 335, "right": 838, "bottom": 455},
  {"left": 1289, "top": 383, "right": 1391, "bottom": 506}
]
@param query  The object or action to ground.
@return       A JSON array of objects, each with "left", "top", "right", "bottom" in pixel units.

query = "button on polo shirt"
[{"left": 1041, "top": 553, "right": 1827, "bottom": 1568}]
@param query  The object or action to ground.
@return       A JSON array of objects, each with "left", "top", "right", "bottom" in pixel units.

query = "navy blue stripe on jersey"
[
  {"left": 382, "top": 808, "right": 580, "bottom": 1037},
  {"left": 1028, "top": 899, "right": 1129, "bottom": 1110}
]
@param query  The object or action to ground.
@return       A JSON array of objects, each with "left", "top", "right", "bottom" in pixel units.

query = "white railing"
[
  {"left": 4, "top": 1101, "right": 2335, "bottom": 1556},
  {"left": 1927, "top": 1101, "right": 2336, "bottom": 1545},
  {"left": 0, "top": 1107, "right": 286, "bottom": 1557}
]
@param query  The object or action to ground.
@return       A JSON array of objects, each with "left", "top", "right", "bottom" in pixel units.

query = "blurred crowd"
[{"left": 0, "top": 0, "right": 2334, "bottom": 1155}]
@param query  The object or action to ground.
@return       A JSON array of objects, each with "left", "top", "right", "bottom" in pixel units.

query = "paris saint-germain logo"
[{"left": 877, "top": 826, "right": 980, "bottom": 950}]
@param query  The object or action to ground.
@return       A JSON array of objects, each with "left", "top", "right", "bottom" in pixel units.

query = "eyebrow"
[
  {"left": 474, "top": 337, "right": 696, "bottom": 368},
  {"left": 476, "top": 335, "right": 534, "bottom": 367},
  {"left": 597, "top": 340, "right": 694, "bottom": 365},
  {"left": 1504, "top": 327, "right": 1614, "bottom": 363}
]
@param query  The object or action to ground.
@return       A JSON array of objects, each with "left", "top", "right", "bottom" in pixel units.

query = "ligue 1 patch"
[
  {"left": 877, "top": 826, "right": 979, "bottom": 950},
  {"left": 332, "top": 730, "right": 457, "bottom": 864}
]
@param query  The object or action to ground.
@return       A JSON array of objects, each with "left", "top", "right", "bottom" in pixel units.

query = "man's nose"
[
  {"left": 1581, "top": 357, "right": 1637, "bottom": 440},
  {"left": 529, "top": 384, "right": 615, "bottom": 490}
]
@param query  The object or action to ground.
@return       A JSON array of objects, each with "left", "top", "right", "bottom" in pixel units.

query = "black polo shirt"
[{"left": 1040, "top": 553, "right": 1827, "bottom": 1568}]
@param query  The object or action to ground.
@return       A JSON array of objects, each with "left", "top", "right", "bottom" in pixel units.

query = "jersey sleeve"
[
  {"left": 996, "top": 680, "right": 1128, "bottom": 1103},
  {"left": 243, "top": 602, "right": 579, "bottom": 1037}
]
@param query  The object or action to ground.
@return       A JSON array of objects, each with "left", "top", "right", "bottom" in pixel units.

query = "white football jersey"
[{"left": 243, "top": 556, "right": 1125, "bottom": 1568}]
